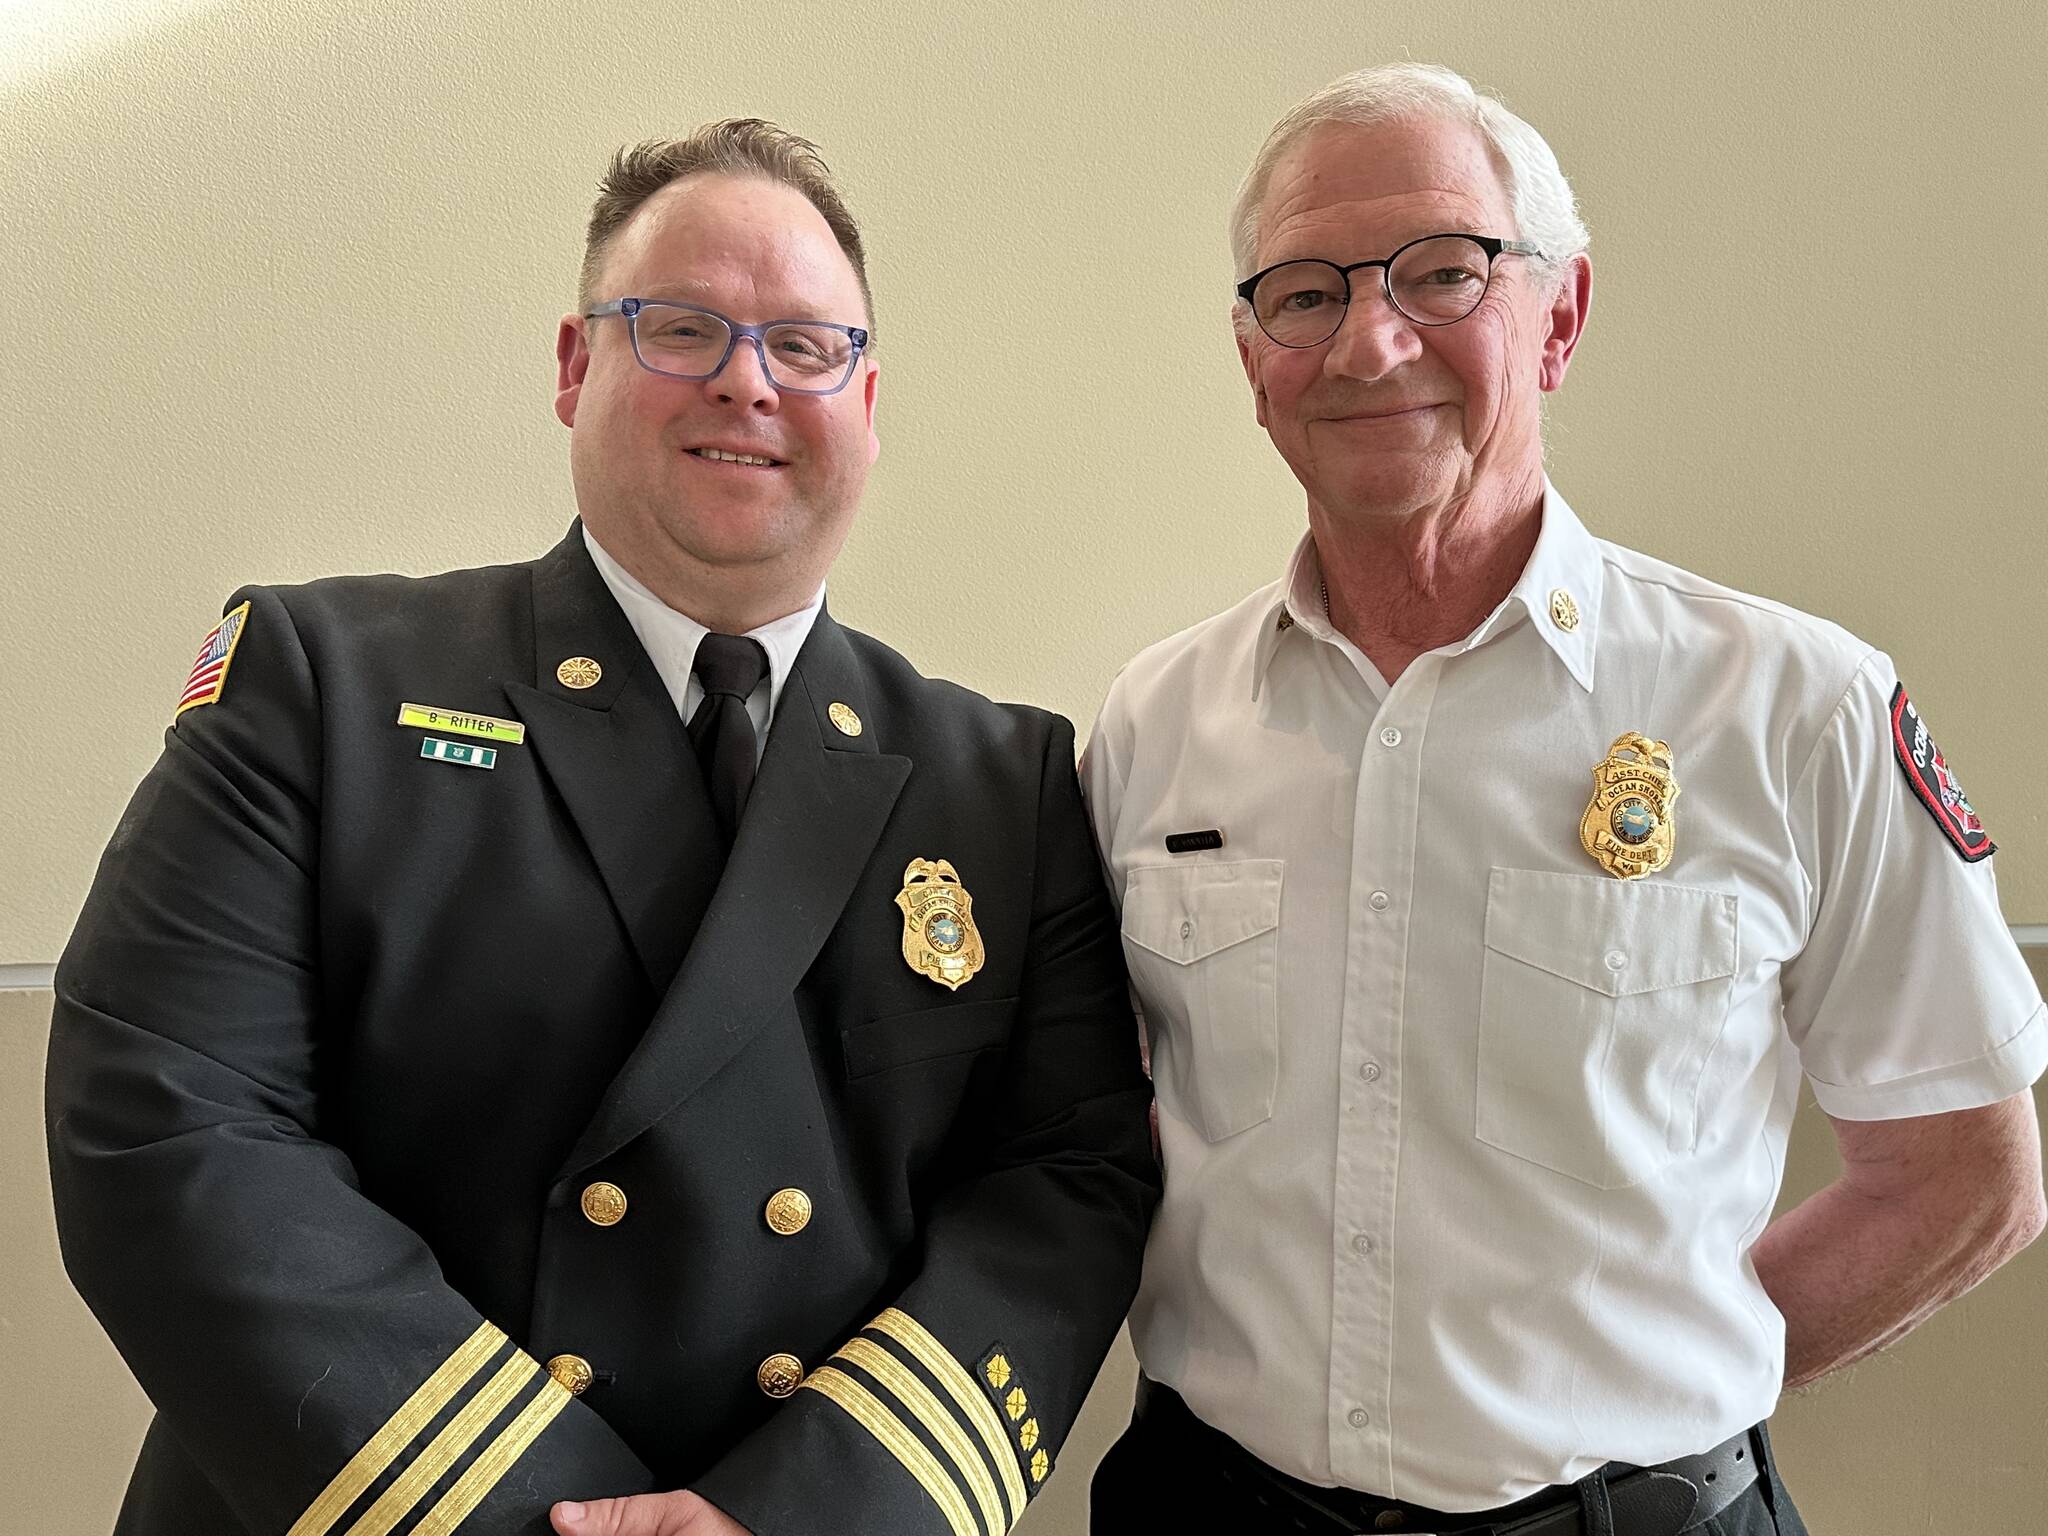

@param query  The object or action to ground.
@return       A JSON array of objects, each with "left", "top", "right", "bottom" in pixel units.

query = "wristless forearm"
[{"left": 1753, "top": 1177, "right": 2034, "bottom": 1390}]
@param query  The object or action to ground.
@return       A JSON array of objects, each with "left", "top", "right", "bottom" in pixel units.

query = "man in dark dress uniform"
[{"left": 46, "top": 120, "right": 1158, "bottom": 1536}]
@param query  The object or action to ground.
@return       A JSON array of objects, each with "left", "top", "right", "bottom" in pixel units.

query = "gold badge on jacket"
[
  {"left": 895, "top": 858, "right": 985, "bottom": 990},
  {"left": 1580, "top": 733, "right": 1680, "bottom": 880}
]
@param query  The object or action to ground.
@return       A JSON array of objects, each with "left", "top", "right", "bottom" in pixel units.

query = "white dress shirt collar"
[
  {"left": 581, "top": 524, "right": 824, "bottom": 737},
  {"left": 1252, "top": 480, "right": 1604, "bottom": 699}
]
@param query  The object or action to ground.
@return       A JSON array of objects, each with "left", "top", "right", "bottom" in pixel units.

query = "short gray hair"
[{"left": 1229, "top": 64, "right": 1588, "bottom": 317}]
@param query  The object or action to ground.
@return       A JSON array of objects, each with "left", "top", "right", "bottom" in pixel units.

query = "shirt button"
[
  {"left": 1604, "top": 949, "right": 1628, "bottom": 971},
  {"left": 1352, "top": 1233, "right": 1375, "bottom": 1258},
  {"left": 1347, "top": 1407, "right": 1370, "bottom": 1429},
  {"left": 1379, "top": 726, "right": 1402, "bottom": 748},
  {"left": 1180, "top": 919, "right": 1193, "bottom": 940},
  {"left": 1368, "top": 890, "right": 1390, "bottom": 911},
  {"left": 1358, "top": 1061, "right": 1382, "bottom": 1083}
]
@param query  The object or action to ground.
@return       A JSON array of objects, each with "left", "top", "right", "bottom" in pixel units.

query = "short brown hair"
[{"left": 579, "top": 119, "right": 874, "bottom": 331}]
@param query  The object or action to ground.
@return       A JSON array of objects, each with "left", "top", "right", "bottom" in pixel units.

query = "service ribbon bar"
[{"left": 420, "top": 738, "right": 497, "bottom": 770}]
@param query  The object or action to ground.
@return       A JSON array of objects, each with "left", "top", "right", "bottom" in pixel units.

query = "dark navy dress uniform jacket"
[{"left": 46, "top": 523, "right": 1160, "bottom": 1536}]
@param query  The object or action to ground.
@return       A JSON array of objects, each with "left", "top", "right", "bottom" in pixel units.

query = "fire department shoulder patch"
[{"left": 1890, "top": 684, "right": 1993, "bottom": 863}]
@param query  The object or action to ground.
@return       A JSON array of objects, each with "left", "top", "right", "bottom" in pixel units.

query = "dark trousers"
[{"left": 1091, "top": 1381, "right": 1809, "bottom": 1536}]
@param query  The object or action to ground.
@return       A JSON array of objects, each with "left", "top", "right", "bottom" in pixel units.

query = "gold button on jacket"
[
  {"left": 580, "top": 1181, "right": 627, "bottom": 1226},
  {"left": 764, "top": 1187, "right": 812, "bottom": 1235},
  {"left": 546, "top": 1354, "right": 594, "bottom": 1395},
  {"left": 756, "top": 1353, "right": 804, "bottom": 1398}
]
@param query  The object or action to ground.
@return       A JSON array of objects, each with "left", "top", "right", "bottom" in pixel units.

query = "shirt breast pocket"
[
  {"left": 1120, "top": 860, "right": 1283, "bottom": 1143},
  {"left": 1477, "top": 868, "right": 1739, "bottom": 1190}
]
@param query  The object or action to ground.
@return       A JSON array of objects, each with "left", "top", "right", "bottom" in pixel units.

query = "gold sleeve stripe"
[
  {"left": 871, "top": 1309, "right": 1027, "bottom": 1516},
  {"left": 342, "top": 1353, "right": 538, "bottom": 1536},
  {"left": 802, "top": 1366, "right": 980, "bottom": 1536},
  {"left": 287, "top": 1321, "right": 507, "bottom": 1536},
  {"left": 410, "top": 1375, "right": 574, "bottom": 1536},
  {"left": 835, "top": 1337, "right": 1011, "bottom": 1534}
]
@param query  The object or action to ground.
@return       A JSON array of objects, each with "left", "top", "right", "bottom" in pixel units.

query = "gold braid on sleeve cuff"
[
  {"left": 799, "top": 1308, "right": 1045, "bottom": 1536},
  {"left": 286, "top": 1321, "right": 574, "bottom": 1536}
]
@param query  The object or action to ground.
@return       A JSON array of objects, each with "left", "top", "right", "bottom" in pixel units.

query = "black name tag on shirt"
[{"left": 1165, "top": 829, "right": 1225, "bottom": 854}]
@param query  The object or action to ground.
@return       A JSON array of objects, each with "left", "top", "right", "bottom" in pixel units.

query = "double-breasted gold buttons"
[
  {"left": 580, "top": 1182, "right": 627, "bottom": 1226},
  {"left": 757, "top": 1353, "right": 804, "bottom": 1398},
  {"left": 546, "top": 1354, "right": 594, "bottom": 1395},
  {"left": 764, "top": 1188, "right": 813, "bottom": 1236}
]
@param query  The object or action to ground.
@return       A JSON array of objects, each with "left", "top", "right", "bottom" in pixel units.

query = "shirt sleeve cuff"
[{"left": 1806, "top": 1001, "right": 2048, "bottom": 1120}]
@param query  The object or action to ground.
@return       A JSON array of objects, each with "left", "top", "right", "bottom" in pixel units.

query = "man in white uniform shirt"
[{"left": 1082, "top": 64, "right": 2046, "bottom": 1536}]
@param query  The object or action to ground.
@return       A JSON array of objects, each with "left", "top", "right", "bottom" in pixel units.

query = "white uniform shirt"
[
  {"left": 584, "top": 526, "right": 823, "bottom": 758},
  {"left": 1080, "top": 484, "right": 2046, "bottom": 1512}
]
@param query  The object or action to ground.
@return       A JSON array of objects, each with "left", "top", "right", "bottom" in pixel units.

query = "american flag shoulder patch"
[{"left": 175, "top": 600, "right": 252, "bottom": 718}]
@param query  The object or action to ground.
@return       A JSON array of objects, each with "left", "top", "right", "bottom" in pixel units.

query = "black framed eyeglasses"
[
  {"left": 1235, "top": 234, "right": 1545, "bottom": 347},
  {"left": 584, "top": 298, "right": 870, "bottom": 396}
]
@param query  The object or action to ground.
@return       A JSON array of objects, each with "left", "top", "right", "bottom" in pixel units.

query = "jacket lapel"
[
  {"left": 561, "top": 610, "right": 911, "bottom": 1176},
  {"left": 503, "top": 524, "right": 722, "bottom": 998}
]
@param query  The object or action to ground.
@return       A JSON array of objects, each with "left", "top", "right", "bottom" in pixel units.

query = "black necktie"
[{"left": 688, "top": 633, "right": 769, "bottom": 849}]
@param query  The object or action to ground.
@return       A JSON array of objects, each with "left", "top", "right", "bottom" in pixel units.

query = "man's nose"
[
  {"left": 1323, "top": 283, "right": 1423, "bottom": 383},
  {"left": 702, "top": 334, "right": 780, "bottom": 409}
]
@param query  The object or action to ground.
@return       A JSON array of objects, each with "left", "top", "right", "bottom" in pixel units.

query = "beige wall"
[
  {"left": 6, "top": 989, "right": 156, "bottom": 1528},
  {"left": 6, "top": 0, "right": 2046, "bottom": 1529},
  {"left": 3, "top": 0, "right": 2045, "bottom": 958}
]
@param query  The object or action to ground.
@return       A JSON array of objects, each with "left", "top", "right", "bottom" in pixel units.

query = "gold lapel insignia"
[
  {"left": 895, "top": 858, "right": 985, "bottom": 990},
  {"left": 556, "top": 656, "right": 602, "bottom": 689},
  {"left": 1580, "top": 732, "right": 1679, "bottom": 880}
]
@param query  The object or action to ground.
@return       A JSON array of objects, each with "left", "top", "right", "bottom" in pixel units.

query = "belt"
[{"left": 1134, "top": 1379, "right": 1762, "bottom": 1536}]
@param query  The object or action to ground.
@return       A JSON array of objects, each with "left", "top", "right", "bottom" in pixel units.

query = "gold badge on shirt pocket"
[
  {"left": 1580, "top": 733, "right": 1680, "bottom": 880},
  {"left": 895, "top": 858, "right": 985, "bottom": 991}
]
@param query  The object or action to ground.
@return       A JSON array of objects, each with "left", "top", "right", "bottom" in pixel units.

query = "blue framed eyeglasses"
[{"left": 584, "top": 298, "right": 870, "bottom": 396}]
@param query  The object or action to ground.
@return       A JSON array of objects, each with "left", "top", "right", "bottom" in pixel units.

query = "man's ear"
[
  {"left": 1237, "top": 325, "right": 1270, "bottom": 431},
  {"left": 861, "top": 358, "right": 880, "bottom": 465},
  {"left": 555, "top": 316, "right": 592, "bottom": 428},
  {"left": 1538, "top": 254, "right": 1592, "bottom": 394}
]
